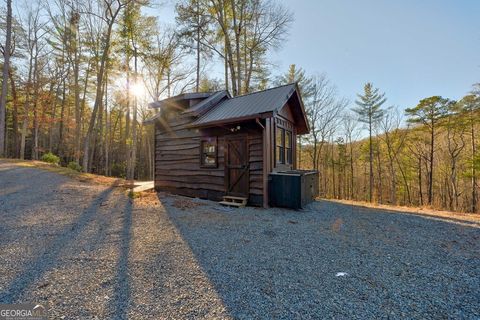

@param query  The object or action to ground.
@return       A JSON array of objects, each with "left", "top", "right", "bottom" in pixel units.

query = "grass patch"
[
  {"left": 2, "top": 159, "right": 129, "bottom": 188},
  {"left": 325, "top": 198, "right": 480, "bottom": 226}
]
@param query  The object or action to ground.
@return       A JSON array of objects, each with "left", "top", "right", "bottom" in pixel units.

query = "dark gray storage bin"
[{"left": 269, "top": 170, "right": 319, "bottom": 209}]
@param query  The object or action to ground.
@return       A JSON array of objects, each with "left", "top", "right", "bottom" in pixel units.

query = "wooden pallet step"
[
  {"left": 223, "top": 199, "right": 247, "bottom": 205},
  {"left": 225, "top": 199, "right": 246, "bottom": 204},
  {"left": 223, "top": 196, "right": 248, "bottom": 202},
  {"left": 219, "top": 201, "right": 246, "bottom": 208}
]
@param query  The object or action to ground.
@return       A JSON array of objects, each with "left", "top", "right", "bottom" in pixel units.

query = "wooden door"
[{"left": 225, "top": 136, "right": 249, "bottom": 197}]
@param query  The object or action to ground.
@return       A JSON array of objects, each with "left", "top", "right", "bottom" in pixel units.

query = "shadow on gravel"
[
  {"left": 108, "top": 199, "right": 133, "bottom": 320},
  {"left": 158, "top": 195, "right": 480, "bottom": 319},
  {"left": 0, "top": 185, "right": 117, "bottom": 303}
]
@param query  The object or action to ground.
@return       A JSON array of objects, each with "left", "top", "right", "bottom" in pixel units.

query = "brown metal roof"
[
  {"left": 192, "top": 83, "right": 297, "bottom": 127},
  {"left": 145, "top": 83, "right": 310, "bottom": 134}
]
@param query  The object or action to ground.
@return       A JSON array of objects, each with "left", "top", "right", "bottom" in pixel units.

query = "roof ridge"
[{"left": 229, "top": 82, "right": 296, "bottom": 99}]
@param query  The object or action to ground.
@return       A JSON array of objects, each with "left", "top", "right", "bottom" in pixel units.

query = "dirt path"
[{"left": 0, "top": 161, "right": 229, "bottom": 319}]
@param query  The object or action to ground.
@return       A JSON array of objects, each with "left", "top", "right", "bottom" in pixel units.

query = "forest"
[{"left": 0, "top": 0, "right": 479, "bottom": 213}]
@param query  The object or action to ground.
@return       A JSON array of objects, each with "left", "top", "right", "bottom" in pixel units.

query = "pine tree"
[
  {"left": 176, "top": 0, "right": 211, "bottom": 92},
  {"left": 353, "top": 83, "right": 386, "bottom": 202},
  {"left": 275, "top": 64, "right": 315, "bottom": 101}
]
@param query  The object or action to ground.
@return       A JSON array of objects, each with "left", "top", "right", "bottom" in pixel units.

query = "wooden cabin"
[{"left": 146, "top": 83, "right": 310, "bottom": 207}]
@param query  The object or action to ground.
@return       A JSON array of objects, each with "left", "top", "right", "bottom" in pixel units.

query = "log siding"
[{"left": 155, "top": 115, "right": 264, "bottom": 206}]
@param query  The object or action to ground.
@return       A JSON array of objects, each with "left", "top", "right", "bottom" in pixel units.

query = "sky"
[{"left": 152, "top": 0, "right": 480, "bottom": 109}]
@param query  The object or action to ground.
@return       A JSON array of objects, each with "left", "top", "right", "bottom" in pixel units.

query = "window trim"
[
  {"left": 200, "top": 137, "right": 218, "bottom": 168},
  {"left": 285, "top": 131, "right": 292, "bottom": 165},
  {"left": 276, "top": 126, "right": 285, "bottom": 164},
  {"left": 275, "top": 124, "right": 293, "bottom": 166}
]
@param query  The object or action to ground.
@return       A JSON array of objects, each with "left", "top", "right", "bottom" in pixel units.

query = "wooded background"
[{"left": 0, "top": 0, "right": 478, "bottom": 213}]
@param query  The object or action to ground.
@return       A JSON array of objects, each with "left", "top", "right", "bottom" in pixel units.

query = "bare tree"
[
  {"left": 442, "top": 104, "right": 467, "bottom": 210},
  {"left": 182, "top": 0, "right": 292, "bottom": 95},
  {"left": 343, "top": 113, "right": 360, "bottom": 199},
  {"left": 19, "top": 3, "right": 46, "bottom": 159},
  {"left": 305, "top": 74, "right": 346, "bottom": 195},
  {"left": 379, "top": 108, "right": 408, "bottom": 204},
  {"left": 144, "top": 27, "right": 195, "bottom": 100}
]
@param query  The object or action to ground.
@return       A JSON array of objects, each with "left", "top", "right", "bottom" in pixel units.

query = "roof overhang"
[
  {"left": 149, "top": 92, "right": 215, "bottom": 109},
  {"left": 182, "top": 90, "right": 230, "bottom": 117},
  {"left": 189, "top": 111, "right": 274, "bottom": 129}
]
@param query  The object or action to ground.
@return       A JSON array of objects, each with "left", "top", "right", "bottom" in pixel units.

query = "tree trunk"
[
  {"left": 125, "top": 54, "right": 131, "bottom": 175},
  {"left": 418, "top": 156, "right": 423, "bottom": 206},
  {"left": 389, "top": 159, "right": 397, "bottom": 204},
  {"left": 396, "top": 157, "right": 411, "bottom": 205},
  {"left": 215, "top": 3, "right": 237, "bottom": 95},
  {"left": 428, "top": 125, "right": 435, "bottom": 205},
  {"left": 450, "top": 162, "right": 458, "bottom": 211},
  {"left": 72, "top": 60, "right": 90, "bottom": 159},
  {"left": 49, "top": 79, "right": 62, "bottom": 152},
  {"left": 8, "top": 67, "right": 18, "bottom": 157},
  {"left": 127, "top": 46, "right": 139, "bottom": 181},
  {"left": 195, "top": 0, "right": 201, "bottom": 93},
  {"left": 20, "top": 46, "right": 35, "bottom": 160},
  {"left": 349, "top": 143, "right": 354, "bottom": 200},
  {"left": 369, "top": 118, "right": 373, "bottom": 202},
  {"left": 375, "top": 144, "right": 383, "bottom": 203},
  {"left": 231, "top": 0, "right": 242, "bottom": 94},
  {"left": 104, "top": 75, "right": 110, "bottom": 176},
  {"left": 74, "top": 23, "right": 82, "bottom": 164},
  {"left": 471, "top": 115, "right": 477, "bottom": 213},
  {"left": 0, "top": 0, "right": 12, "bottom": 157},
  {"left": 224, "top": 47, "right": 229, "bottom": 92},
  {"left": 95, "top": 78, "right": 105, "bottom": 173},
  {"left": 31, "top": 49, "right": 40, "bottom": 160},
  {"left": 331, "top": 140, "right": 336, "bottom": 198},
  {"left": 57, "top": 77, "right": 67, "bottom": 157}
]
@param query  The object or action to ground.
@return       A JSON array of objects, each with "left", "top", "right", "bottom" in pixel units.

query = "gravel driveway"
[{"left": 1, "top": 161, "right": 479, "bottom": 319}]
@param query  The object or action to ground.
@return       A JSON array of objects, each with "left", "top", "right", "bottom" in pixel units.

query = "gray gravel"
[
  {"left": 1, "top": 161, "right": 479, "bottom": 319},
  {"left": 162, "top": 197, "right": 480, "bottom": 319},
  {"left": 0, "top": 162, "right": 228, "bottom": 319}
]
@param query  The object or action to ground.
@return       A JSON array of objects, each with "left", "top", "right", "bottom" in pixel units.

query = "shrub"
[
  {"left": 41, "top": 152, "right": 60, "bottom": 165},
  {"left": 67, "top": 161, "right": 82, "bottom": 172},
  {"left": 128, "top": 190, "right": 139, "bottom": 199},
  {"left": 111, "top": 162, "right": 126, "bottom": 178}
]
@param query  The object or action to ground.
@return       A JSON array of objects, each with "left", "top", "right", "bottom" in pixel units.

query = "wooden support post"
[{"left": 263, "top": 118, "right": 272, "bottom": 208}]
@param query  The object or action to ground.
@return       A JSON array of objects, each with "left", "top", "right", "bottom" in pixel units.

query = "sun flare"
[{"left": 130, "top": 82, "right": 146, "bottom": 98}]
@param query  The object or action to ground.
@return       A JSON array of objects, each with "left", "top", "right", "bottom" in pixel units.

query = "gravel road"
[
  {"left": 0, "top": 162, "right": 228, "bottom": 319},
  {"left": 1, "top": 161, "right": 479, "bottom": 319}
]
